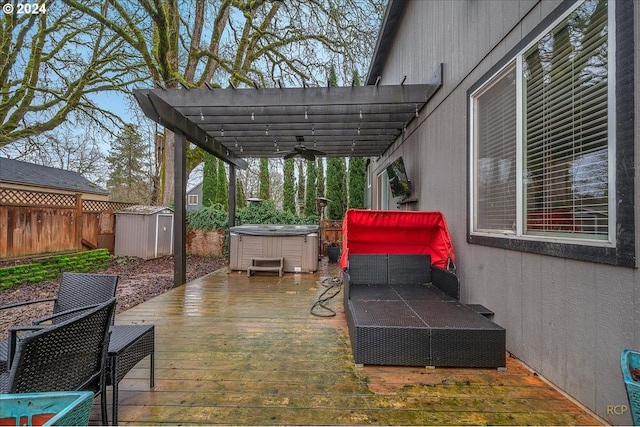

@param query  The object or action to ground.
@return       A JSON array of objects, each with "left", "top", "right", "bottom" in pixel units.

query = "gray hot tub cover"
[{"left": 230, "top": 224, "right": 319, "bottom": 236}]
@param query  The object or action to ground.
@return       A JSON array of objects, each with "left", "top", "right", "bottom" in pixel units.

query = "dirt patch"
[{"left": 0, "top": 254, "right": 227, "bottom": 340}]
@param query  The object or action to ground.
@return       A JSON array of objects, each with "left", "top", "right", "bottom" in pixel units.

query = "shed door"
[{"left": 156, "top": 214, "right": 173, "bottom": 257}]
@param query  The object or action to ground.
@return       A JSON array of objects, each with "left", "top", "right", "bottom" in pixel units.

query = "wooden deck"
[{"left": 94, "top": 259, "right": 603, "bottom": 425}]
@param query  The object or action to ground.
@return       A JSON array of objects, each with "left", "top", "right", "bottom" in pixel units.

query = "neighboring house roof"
[
  {"left": 187, "top": 182, "right": 202, "bottom": 194},
  {"left": 0, "top": 157, "right": 108, "bottom": 195}
]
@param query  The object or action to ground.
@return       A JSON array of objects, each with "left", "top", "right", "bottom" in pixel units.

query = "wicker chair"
[
  {"left": 0, "top": 272, "right": 119, "bottom": 372},
  {"left": 0, "top": 298, "right": 116, "bottom": 425}
]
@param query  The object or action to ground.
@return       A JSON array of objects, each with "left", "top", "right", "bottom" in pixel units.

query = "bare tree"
[
  {"left": 0, "top": 2, "right": 144, "bottom": 147},
  {"left": 0, "top": 121, "right": 109, "bottom": 186},
  {"left": 63, "top": 0, "right": 385, "bottom": 205}
]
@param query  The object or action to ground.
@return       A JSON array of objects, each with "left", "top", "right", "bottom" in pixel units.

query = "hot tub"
[{"left": 229, "top": 224, "right": 319, "bottom": 273}]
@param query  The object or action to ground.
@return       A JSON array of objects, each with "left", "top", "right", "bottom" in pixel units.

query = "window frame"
[
  {"left": 467, "top": 0, "right": 635, "bottom": 267},
  {"left": 376, "top": 170, "right": 389, "bottom": 209},
  {"left": 187, "top": 194, "right": 199, "bottom": 206}
]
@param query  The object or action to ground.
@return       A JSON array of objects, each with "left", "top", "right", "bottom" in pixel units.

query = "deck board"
[{"left": 93, "top": 260, "right": 602, "bottom": 425}]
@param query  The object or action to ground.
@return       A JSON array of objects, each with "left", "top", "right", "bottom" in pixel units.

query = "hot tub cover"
[
  {"left": 230, "top": 224, "right": 319, "bottom": 236},
  {"left": 340, "top": 209, "right": 455, "bottom": 269}
]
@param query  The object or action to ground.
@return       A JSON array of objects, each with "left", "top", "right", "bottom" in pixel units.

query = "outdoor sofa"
[{"left": 343, "top": 253, "right": 506, "bottom": 368}]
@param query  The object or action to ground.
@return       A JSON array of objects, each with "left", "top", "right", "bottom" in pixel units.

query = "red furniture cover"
[{"left": 339, "top": 209, "right": 456, "bottom": 269}]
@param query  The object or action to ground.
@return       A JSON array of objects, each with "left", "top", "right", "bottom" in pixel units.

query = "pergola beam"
[
  {"left": 134, "top": 90, "right": 248, "bottom": 169},
  {"left": 150, "top": 84, "right": 432, "bottom": 108}
]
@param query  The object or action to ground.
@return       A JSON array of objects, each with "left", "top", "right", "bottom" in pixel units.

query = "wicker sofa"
[{"left": 343, "top": 254, "right": 505, "bottom": 368}]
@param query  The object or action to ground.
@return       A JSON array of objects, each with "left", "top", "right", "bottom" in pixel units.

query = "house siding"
[
  {"left": 369, "top": 0, "right": 638, "bottom": 424},
  {"left": 186, "top": 183, "right": 202, "bottom": 211}
]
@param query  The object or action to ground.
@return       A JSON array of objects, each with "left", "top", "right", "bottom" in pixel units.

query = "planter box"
[{"left": 327, "top": 245, "right": 341, "bottom": 262}]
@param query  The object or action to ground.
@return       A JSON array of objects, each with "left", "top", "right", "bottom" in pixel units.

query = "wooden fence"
[
  {"left": 0, "top": 188, "right": 134, "bottom": 260},
  {"left": 320, "top": 219, "right": 343, "bottom": 256}
]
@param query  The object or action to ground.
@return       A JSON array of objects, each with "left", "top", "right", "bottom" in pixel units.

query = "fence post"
[{"left": 76, "top": 194, "right": 83, "bottom": 252}]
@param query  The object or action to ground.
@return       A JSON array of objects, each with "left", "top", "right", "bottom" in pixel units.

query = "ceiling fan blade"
[
  {"left": 302, "top": 152, "right": 316, "bottom": 161},
  {"left": 283, "top": 152, "right": 297, "bottom": 160},
  {"left": 306, "top": 148, "right": 326, "bottom": 156}
]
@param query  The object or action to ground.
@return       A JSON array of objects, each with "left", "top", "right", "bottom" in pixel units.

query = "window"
[
  {"left": 469, "top": 0, "right": 635, "bottom": 266},
  {"left": 188, "top": 194, "right": 199, "bottom": 206}
]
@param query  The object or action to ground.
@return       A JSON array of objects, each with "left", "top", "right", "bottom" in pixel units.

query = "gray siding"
[
  {"left": 186, "top": 183, "right": 202, "bottom": 211},
  {"left": 114, "top": 214, "right": 152, "bottom": 259},
  {"left": 370, "top": 0, "right": 638, "bottom": 424}
]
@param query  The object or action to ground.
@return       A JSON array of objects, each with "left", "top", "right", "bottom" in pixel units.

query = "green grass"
[{"left": 0, "top": 249, "right": 111, "bottom": 290}]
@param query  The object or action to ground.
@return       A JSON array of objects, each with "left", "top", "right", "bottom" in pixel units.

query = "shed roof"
[
  {"left": 0, "top": 157, "right": 108, "bottom": 195},
  {"left": 117, "top": 205, "right": 174, "bottom": 215}
]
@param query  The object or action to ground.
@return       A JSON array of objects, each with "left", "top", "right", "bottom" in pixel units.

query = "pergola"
[{"left": 133, "top": 65, "right": 442, "bottom": 286}]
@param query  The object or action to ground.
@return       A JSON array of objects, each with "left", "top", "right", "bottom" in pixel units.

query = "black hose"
[{"left": 310, "top": 276, "right": 343, "bottom": 317}]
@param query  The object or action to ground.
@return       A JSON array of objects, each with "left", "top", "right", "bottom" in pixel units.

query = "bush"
[
  {"left": 187, "top": 201, "right": 318, "bottom": 231},
  {"left": 187, "top": 203, "right": 229, "bottom": 231}
]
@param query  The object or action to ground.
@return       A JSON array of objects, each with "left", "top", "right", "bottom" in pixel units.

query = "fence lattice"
[
  {"left": 0, "top": 188, "right": 135, "bottom": 212},
  {"left": 83, "top": 199, "right": 135, "bottom": 212},
  {"left": 0, "top": 188, "right": 76, "bottom": 207}
]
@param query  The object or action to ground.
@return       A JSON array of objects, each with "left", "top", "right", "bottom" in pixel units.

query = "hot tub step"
[{"left": 248, "top": 257, "right": 284, "bottom": 277}]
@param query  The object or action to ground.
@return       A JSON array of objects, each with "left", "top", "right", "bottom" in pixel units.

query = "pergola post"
[
  {"left": 174, "top": 130, "right": 187, "bottom": 287},
  {"left": 228, "top": 164, "right": 236, "bottom": 228}
]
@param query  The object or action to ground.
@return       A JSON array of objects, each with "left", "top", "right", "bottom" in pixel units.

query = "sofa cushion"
[
  {"left": 348, "top": 254, "right": 388, "bottom": 285},
  {"left": 387, "top": 254, "right": 431, "bottom": 285}
]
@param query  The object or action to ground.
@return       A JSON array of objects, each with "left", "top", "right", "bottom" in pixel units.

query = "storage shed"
[{"left": 115, "top": 206, "right": 174, "bottom": 260}]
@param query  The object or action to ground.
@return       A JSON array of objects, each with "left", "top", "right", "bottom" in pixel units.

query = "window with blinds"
[
  {"left": 470, "top": 0, "right": 611, "bottom": 244},
  {"left": 523, "top": 0, "right": 609, "bottom": 239},
  {"left": 473, "top": 65, "right": 517, "bottom": 232}
]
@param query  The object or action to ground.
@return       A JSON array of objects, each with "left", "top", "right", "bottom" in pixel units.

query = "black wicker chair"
[
  {"left": 0, "top": 298, "right": 116, "bottom": 425},
  {"left": 0, "top": 272, "right": 119, "bottom": 372}
]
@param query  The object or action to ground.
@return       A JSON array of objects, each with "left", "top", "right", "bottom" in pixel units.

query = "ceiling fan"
[{"left": 282, "top": 136, "right": 326, "bottom": 161}]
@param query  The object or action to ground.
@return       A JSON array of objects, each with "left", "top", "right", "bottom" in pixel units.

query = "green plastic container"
[
  {"left": 622, "top": 349, "right": 640, "bottom": 425},
  {"left": 0, "top": 391, "right": 94, "bottom": 426}
]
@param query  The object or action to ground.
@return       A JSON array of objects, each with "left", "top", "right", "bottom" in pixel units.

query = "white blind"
[
  {"left": 475, "top": 65, "right": 517, "bottom": 231},
  {"left": 523, "top": 0, "right": 608, "bottom": 238}
]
